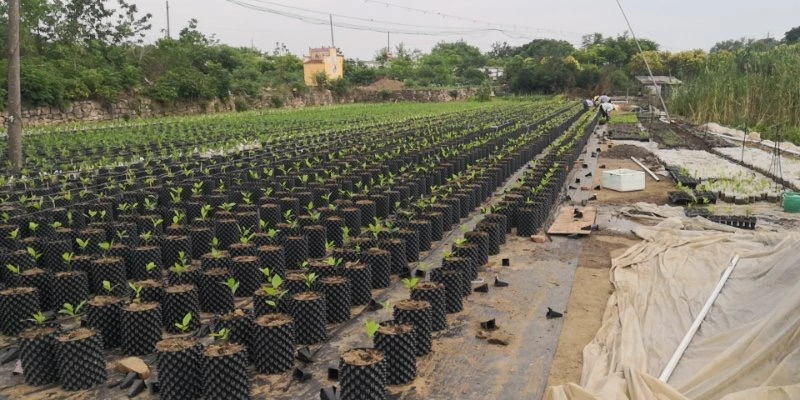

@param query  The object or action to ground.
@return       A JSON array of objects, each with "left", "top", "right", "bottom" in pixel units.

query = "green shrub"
[{"left": 20, "top": 61, "right": 67, "bottom": 107}]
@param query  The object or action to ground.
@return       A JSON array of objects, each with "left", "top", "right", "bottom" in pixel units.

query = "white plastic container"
[{"left": 601, "top": 169, "right": 645, "bottom": 192}]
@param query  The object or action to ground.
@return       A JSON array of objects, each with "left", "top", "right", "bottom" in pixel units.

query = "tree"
[
  {"left": 627, "top": 51, "right": 666, "bottom": 76},
  {"left": 7, "top": 0, "right": 23, "bottom": 172},
  {"left": 784, "top": 26, "right": 800, "bottom": 44}
]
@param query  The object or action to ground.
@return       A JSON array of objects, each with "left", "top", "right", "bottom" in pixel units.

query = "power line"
[
  {"left": 224, "top": 0, "right": 547, "bottom": 39},
  {"left": 363, "top": 0, "right": 583, "bottom": 38}
]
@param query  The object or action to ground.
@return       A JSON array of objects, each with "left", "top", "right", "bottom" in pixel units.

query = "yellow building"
[{"left": 303, "top": 47, "right": 344, "bottom": 86}]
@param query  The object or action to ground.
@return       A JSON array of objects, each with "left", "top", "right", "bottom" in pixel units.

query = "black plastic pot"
[
  {"left": 431, "top": 269, "right": 464, "bottom": 314},
  {"left": 122, "top": 302, "right": 162, "bottom": 355},
  {"left": 344, "top": 261, "right": 372, "bottom": 306},
  {"left": 156, "top": 337, "right": 203, "bottom": 400},
  {"left": 231, "top": 255, "right": 262, "bottom": 298},
  {"left": 57, "top": 328, "right": 107, "bottom": 391},
  {"left": 163, "top": 284, "right": 201, "bottom": 333},
  {"left": 252, "top": 313, "right": 295, "bottom": 374},
  {"left": 291, "top": 291, "right": 327, "bottom": 345},
  {"left": 52, "top": 271, "right": 89, "bottom": 311},
  {"left": 393, "top": 299, "right": 432, "bottom": 356},
  {"left": 340, "top": 348, "right": 387, "bottom": 400},
  {"left": 362, "top": 247, "right": 391, "bottom": 289},
  {"left": 203, "top": 342, "right": 250, "bottom": 400},
  {"left": 373, "top": 321, "right": 416, "bottom": 385},
  {"left": 199, "top": 267, "right": 235, "bottom": 314},
  {"left": 216, "top": 309, "right": 254, "bottom": 348},
  {"left": 319, "top": 276, "right": 351, "bottom": 324},
  {"left": 411, "top": 281, "right": 447, "bottom": 332},
  {"left": 0, "top": 287, "right": 40, "bottom": 335},
  {"left": 19, "top": 326, "right": 59, "bottom": 386},
  {"left": 86, "top": 295, "right": 123, "bottom": 349}
]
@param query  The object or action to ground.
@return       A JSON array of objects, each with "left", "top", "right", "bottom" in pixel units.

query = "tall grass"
[{"left": 670, "top": 44, "right": 800, "bottom": 143}]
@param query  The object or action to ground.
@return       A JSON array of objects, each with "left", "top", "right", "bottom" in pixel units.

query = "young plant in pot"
[
  {"left": 252, "top": 311, "right": 295, "bottom": 374},
  {"left": 19, "top": 312, "right": 59, "bottom": 386},
  {"left": 290, "top": 272, "right": 328, "bottom": 345},
  {"left": 340, "top": 331, "right": 387, "bottom": 400},
  {"left": 56, "top": 327, "right": 107, "bottom": 391},
  {"left": 167, "top": 251, "right": 201, "bottom": 286},
  {"left": 229, "top": 225, "right": 256, "bottom": 257},
  {"left": 52, "top": 252, "right": 90, "bottom": 311},
  {"left": 371, "top": 319, "right": 417, "bottom": 385},
  {"left": 121, "top": 282, "right": 163, "bottom": 355},
  {"left": 216, "top": 306, "right": 254, "bottom": 349},
  {"left": 86, "top": 280, "right": 123, "bottom": 348},
  {"left": 203, "top": 328, "right": 250, "bottom": 400},
  {"left": 393, "top": 298, "right": 433, "bottom": 356},
  {"left": 254, "top": 270, "right": 290, "bottom": 316},
  {"left": 157, "top": 313, "right": 203, "bottom": 400},
  {"left": 58, "top": 300, "right": 87, "bottom": 331}
]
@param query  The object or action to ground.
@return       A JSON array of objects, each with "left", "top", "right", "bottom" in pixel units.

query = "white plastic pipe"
[
  {"left": 631, "top": 156, "right": 660, "bottom": 181},
  {"left": 659, "top": 255, "right": 740, "bottom": 382}
]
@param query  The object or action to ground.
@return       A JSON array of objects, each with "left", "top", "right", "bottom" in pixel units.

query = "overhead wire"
[
  {"left": 222, "top": 0, "right": 574, "bottom": 41},
  {"left": 362, "top": 0, "right": 584, "bottom": 38}
]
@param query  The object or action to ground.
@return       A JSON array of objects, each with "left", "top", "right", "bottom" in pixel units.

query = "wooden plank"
[{"left": 547, "top": 206, "right": 597, "bottom": 235}]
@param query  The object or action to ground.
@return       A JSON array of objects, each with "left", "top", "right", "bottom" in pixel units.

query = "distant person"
[
  {"left": 599, "top": 102, "right": 614, "bottom": 122},
  {"left": 599, "top": 95, "right": 611, "bottom": 104},
  {"left": 583, "top": 98, "right": 594, "bottom": 111}
]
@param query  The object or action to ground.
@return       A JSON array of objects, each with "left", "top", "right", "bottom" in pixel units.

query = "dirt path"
[{"left": 545, "top": 233, "right": 640, "bottom": 388}]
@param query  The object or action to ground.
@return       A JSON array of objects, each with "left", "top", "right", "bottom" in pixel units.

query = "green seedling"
[
  {"left": 402, "top": 277, "right": 419, "bottom": 292},
  {"left": 211, "top": 328, "right": 231, "bottom": 342},
  {"left": 303, "top": 272, "right": 318, "bottom": 290},
  {"left": 223, "top": 278, "right": 240, "bottom": 296},
  {"left": 6, "top": 264, "right": 20, "bottom": 275},
  {"left": 365, "top": 320, "right": 380, "bottom": 338},
  {"left": 174, "top": 312, "right": 193, "bottom": 333},
  {"left": 59, "top": 300, "right": 87, "bottom": 324},
  {"left": 129, "top": 283, "right": 144, "bottom": 303}
]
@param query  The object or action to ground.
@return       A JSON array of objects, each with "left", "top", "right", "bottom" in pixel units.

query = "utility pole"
[
  {"left": 166, "top": 1, "right": 171, "bottom": 39},
  {"left": 387, "top": 31, "right": 390, "bottom": 59},
  {"left": 329, "top": 14, "right": 335, "bottom": 48},
  {"left": 7, "top": 0, "right": 23, "bottom": 173}
]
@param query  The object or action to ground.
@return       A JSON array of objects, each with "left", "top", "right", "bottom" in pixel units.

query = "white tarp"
[{"left": 546, "top": 214, "right": 800, "bottom": 400}]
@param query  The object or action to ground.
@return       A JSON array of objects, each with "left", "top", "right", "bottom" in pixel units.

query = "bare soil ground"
[
  {"left": 545, "top": 233, "right": 640, "bottom": 388},
  {"left": 590, "top": 142, "right": 675, "bottom": 206}
]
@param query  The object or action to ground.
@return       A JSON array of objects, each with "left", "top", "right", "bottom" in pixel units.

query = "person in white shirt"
[
  {"left": 599, "top": 102, "right": 614, "bottom": 122},
  {"left": 583, "top": 99, "right": 594, "bottom": 110},
  {"left": 599, "top": 95, "right": 610, "bottom": 104}
]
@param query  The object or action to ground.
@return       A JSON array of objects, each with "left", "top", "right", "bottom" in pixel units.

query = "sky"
[{"left": 134, "top": 0, "right": 800, "bottom": 59}]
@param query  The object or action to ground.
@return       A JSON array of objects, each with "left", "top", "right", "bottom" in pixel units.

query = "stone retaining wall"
[{"left": 0, "top": 87, "right": 476, "bottom": 127}]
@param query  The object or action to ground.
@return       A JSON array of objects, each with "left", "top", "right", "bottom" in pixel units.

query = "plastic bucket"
[{"left": 782, "top": 192, "right": 800, "bottom": 213}]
